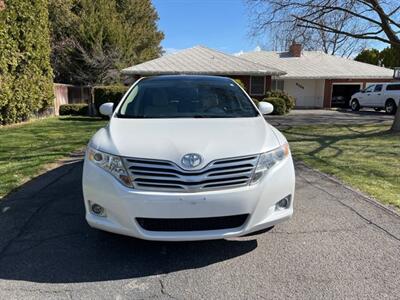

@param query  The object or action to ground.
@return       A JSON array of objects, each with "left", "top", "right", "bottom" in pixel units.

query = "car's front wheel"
[
  {"left": 385, "top": 99, "right": 397, "bottom": 115},
  {"left": 351, "top": 99, "right": 360, "bottom": 111}
]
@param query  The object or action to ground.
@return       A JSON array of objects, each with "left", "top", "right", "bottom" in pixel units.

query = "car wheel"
[
  {"left": 385, "top": 99, "right": 397, "bottom": 115},
  {"left": 351, "top": 99, "right": 360, "bottom": 111},
  {"left": 374, "top": 108, "right": 381, "bottom": 112}
]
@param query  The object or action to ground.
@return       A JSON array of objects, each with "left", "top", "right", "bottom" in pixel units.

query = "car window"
[
  {"left": 364, "top": 85, "right": 375, "bottom": 93},
  {"left": 386, "top": 84, "right": 400, "bottom": 91},
  {"left": 374, "top": 84, "right": 383, "bottom": 92},
  {"left": 117, "top": 78, "right": 259, "bottom": 118}
]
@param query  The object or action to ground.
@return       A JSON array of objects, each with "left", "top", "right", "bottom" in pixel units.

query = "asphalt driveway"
[{"left": 0, "top": 161, "right": 399, "bottom": 299}]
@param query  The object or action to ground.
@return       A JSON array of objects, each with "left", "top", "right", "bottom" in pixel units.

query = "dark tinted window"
[
  {"left": 386, "top": 84, "right": 400, "bottom": 91},
  {"left": 117, "top": 78, "right": 259, "bottom": 118},
  {"left": 374, "top": 84, "right": 383, "bottom": 92}
]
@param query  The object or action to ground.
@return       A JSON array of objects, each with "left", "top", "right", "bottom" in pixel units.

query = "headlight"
[
  {"left": 87, "top": 147, "right": 133, "bottom": 187},
  {"left": 251, "top": 143, "right": 290, "bottom": 184}
]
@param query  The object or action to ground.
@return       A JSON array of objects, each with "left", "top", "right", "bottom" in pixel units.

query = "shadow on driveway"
[{"left": 0, "top": 162, "right": 257, "bottom": 283}]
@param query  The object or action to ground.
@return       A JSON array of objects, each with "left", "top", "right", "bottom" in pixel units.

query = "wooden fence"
[{"left": 53, "top": 84, "right": 92, "bottom": 115}]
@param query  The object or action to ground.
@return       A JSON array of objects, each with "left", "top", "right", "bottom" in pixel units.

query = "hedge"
[
  {"left": 252, "top": 98, "right": 260, "bottom": 107},
  {"left": 59, "top": 104, "right": 88, "bottom": 116},
  {"left": 93, "top": 85, "right": 129, "bottom": 114},
  {"left": 265, "top": 90, "right": 295, "bottom": 114},
  {"left": 0, "top": 0, "right": 54, "bottom": 125},
  {"left": 264, "top": 97, "right": 287, "bottom": 115},
  {"left": 234, "top": 79, "right": 245, "bottom": 89}
]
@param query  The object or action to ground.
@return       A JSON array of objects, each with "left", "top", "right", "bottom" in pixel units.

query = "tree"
[
  {"left": 380, "top": 46, "right": 400, "bottom": 69},
  {"left": 116, "top": 0, "right": 164, "bottom": 64},
  {"left": 355, "top": 47, "right": 400, "bottom": 68},
  {"left": 248, "top": 0, "right": 366, "bottom": 57},
  {"left": 48, "top": 0, "right": 79, "bottom": 83},
  {"left": 355, "top": 49, "right": 381, "bottom": 65},
  {"left": 48, "top": 0, "right": 164, "bottom": 85},
  {"left": 247, "top": 0, "right": 400, "bottom": 131},
  {"left": 0, "top": 0, "right": 53, "bottom": 124}
]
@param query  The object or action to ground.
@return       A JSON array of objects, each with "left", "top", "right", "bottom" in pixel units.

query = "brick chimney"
[{"left": 289, "top": 42, "right": 302, "bottom": 57}]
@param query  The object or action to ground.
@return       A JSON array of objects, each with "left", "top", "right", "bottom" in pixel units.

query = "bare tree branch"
[
  {"left": 246, "top": 0, "right": 400, "bottom": 130},
  {"left": 247, "top": 0, "right": 400, "bottom": 49}
]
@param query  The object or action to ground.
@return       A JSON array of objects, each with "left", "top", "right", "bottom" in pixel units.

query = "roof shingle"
[
  {"left": 122, "top": 45, "right": 285, "bottom": 76},
  {"left": 239, "top": 51, "right": 394, "bottom": 79}
]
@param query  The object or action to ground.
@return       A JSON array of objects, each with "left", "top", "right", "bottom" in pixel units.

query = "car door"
[
  {"left": 372, "top": 84, "right": 384, "bottom": 107},
  {"left": 360, "top": 85, "right": 375, "bottom": 107},
  {"left": 385, "top": 84, "right": 400, "bottom": 105}
]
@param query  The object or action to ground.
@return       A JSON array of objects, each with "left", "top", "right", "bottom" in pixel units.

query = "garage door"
[{"left": 331, "top": 84, "right": 362, "bottom": 108}]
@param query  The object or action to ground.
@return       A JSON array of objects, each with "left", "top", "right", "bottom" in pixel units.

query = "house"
[
  {"left": 121, "top": 45, "right": 286, "bottom": 100},
  {"left": 122, "top": 44, "right": 397, "bottom": 108},
  {"left": 238, "top": 43, "right": 396, "bottom": 108}
]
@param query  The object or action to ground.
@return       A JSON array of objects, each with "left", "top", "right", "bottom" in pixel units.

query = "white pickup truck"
[{"left": 350, "top": 83, "right": 400, "bottom": 114}]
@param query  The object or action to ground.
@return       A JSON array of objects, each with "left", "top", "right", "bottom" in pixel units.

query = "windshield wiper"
[
  {"left": 191, "top": 115, "right": 234, "bottom": 118},
  {"left": 115, "top": 114, "right": 251, "bottom": 119},
  {"left": 116, "top": 113, "right": 147, "bottom": 119}
]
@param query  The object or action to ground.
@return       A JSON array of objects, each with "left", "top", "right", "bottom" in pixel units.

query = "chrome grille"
[{"left": 123, "top": 154, "right": 259, "bottom": 192}]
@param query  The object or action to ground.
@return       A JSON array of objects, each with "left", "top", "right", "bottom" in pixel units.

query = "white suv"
[
  {"left": 350, "top": 83, "right": 400, "bottom": 114},
  {"left": 83, "top": 75, "right": 295, "bottom": 241}
]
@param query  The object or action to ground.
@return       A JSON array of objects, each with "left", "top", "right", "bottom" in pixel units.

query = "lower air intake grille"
[{"left": 136, "top": 214, "right": 249, "bottom": 232}]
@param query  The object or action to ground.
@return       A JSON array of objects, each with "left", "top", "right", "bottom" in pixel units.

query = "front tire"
[
  {"left": 351, "top": 99, "right": 360, "bottom": 111},
  {"left": 385, "top": 99, "right": 397, "bottom": 115}
]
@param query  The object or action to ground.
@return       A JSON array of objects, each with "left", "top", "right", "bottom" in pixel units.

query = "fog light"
[
  {"left": 276, "top": 195, "right": 291, "bottom": 211},
  {"left": 90, "top": 202, "right": 106, "bottom": 217}
]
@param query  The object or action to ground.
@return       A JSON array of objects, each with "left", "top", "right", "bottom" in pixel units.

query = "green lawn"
[
  {"left": 282, "top": 123, "right": 400, "bottom": 209},
  {"left": 0, "top": 116, "right": 106, "bottom": 198},
  {"left": 1, "top": 116, "right": 399, "bottom": 210}
]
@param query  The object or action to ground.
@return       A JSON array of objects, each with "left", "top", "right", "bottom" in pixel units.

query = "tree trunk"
[{"left": 391, "top": 106, "right": 400, "bottom": 132}]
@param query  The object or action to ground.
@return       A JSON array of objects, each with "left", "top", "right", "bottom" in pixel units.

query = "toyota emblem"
[{"left": 181, "top": 153, "right": 202, "bottom": 169}]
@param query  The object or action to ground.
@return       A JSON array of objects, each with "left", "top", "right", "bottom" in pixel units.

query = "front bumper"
[{"left": 82, "top": 156, "right": 295, "bottom": 241}]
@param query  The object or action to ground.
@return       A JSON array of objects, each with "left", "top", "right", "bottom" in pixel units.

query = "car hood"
[{"left": 90, "top": 116, "right": 280, "bottom": 169}]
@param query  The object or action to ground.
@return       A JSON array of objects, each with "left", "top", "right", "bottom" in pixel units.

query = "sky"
[{"left": 152, "top": 0, "right": 261, "bottom": 55}]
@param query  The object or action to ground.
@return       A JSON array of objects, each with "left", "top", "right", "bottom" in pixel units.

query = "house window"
[
  {"left": 271, "top": 79, "right": 285, "bottom": 91},
  {"left": 250, "top": 76, "right": 265, "bottom": 95}
]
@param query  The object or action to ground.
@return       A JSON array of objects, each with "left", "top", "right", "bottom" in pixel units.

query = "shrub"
[
  {"left": 93, "top": 85, "right": 129, "bottom": 114},
  {"left": 234, "top": 79, "right": 245, "bottom": 89},
  {"left": 263, "top": 97, "right": 287, "bottom": 115},
  {"left": 0, "top": 0, "right": 54, "bottom": 124},
  {"left": 265, "top": 90, "right": 295, "bottom": 113},
  {"left": 250, "top": 98, "right": 259, "bottom": 107},
  {"left": 59, "top": 104, "right": 88, "bottom": 116}
]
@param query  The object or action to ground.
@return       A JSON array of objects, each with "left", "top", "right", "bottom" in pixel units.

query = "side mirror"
[
  {"left": 360, "top": 89, "right": 365, "bottom": 93},
  {"left": 99, "top": 102, "right": 114, "bottom": 117},
  {"left": 258, "top": 101, "right": 274, "bottom": 115}
]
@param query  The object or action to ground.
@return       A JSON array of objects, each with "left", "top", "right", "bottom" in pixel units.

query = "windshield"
[{"left": 117, "top": 77, "right": 259, "bottom": 118}]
